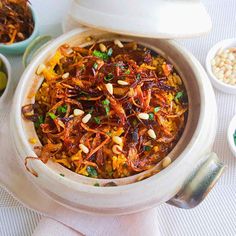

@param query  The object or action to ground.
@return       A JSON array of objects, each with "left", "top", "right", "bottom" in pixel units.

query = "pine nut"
[
  {"left": 211, "top": 47, "right": 236, "bottom": 85},
  {"left": 114, "top": 39, "right": 124, "bottom": 48},
  {"left": 138, "top": 113, "right": 149, "bottom": 120},
  {"left": 36, "top": 64, "right": 46, "bottom": 75},
  {"left": 79, "top": 144, "right": 89, "bottom": 154},
  {"left": 112, "top": 136, "right": 123, "bottom": 145},
  {"left": 82, "top": 114, "right": 92, "bottom": 123},
  {"left": 99, "top": 43, "right": 107, "bottom": 52},
  {"left": 225, "top": 70, "right": 232, "bottom": 77},
  {"left": 112, "top": 145, "right": 123, "bottom": 154},
  {"left": 117, "top": 80, "right": 129, "bottom": 86},
  {"left": 228, "top": 53, "right": 235, "bottom": 61},
  {"left": 148, "top": 129, "right": 156, "bottom": 139},
  {"left": 62, "top": 72, "right": 70, "bottom": 79},
  {"left": 66, "top": 48, "right": 73, "bottom": 54},
  {"left": 105, "top": 83, "right": 113, "bottom": 95},
  {"left": 74, "top": 109, "right": 84, "bottom": 116},
  {"left": 211, "top": 59, "right": 216, "bottom": 66},
  {"left": 162, "top": 156, "right": 172, "bottom": 168}
]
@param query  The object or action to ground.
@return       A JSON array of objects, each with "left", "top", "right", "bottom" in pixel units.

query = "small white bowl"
[
  {"left": 227, "top": 114, "right": 236, "bottom": 157},
  {"left": 205, "top": 38, "right": 236, "bottom": 94}
]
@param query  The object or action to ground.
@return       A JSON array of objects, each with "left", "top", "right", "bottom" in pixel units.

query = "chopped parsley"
[
  {"left": 102, "top": 99, "right": 110, "bottom": 106},
  {"left": 144, "top": 146, "right": 151, "bottom": 151},
  {"left": 60, "top": 173, "right": 65, "bottom": 177},
  {"left": 104, "top": 73, "right": 114, "bottom": 81},
  {"left": 136, "top": 73, "right": 141, "bottom": 80},
  {"left": 234, "top": 130, "right": 236, "bottom": 146},
  {"left": 94, "top": 183, "right": 100, "bottom": 187},
  {"left": 87, "top": 166, "right": 98, "bottom": 178},
  {"left": 93, "top": 62, "right": 98, "bottom": 70},
  {"left": 154, "top": 107, "right": 161, "bottom": 113},
  {"left": 48, "top": 112, "right": 57, "bottom": 120},
  {"left": 107, "top": 48, "right": 113, "bottom": 57},
  {"left": 57, "top": 105, "right": 67, "bottom": 114},
  {"left": 149, "top": 113, "right": 154, "bottom": 120},
  {"left": 94, "top": 117, "right": 101, "bottom": 124},
  {"left": 34, "top": 115, "right": 44, "bottom": 128},
  {"left": 93, "top": 50, "right": 109, "bottom": 60},
  {"left": 105, "top": 106, "right": 110, "bottom": 115},
  {"left": 175, "top": 91, "right": 184, "bottom": 102},
  {"left": 125, "top": 69, "right": 130, "bottom": 75},
  {"left": 102, "top": 99, "right": 110, "bottom": 115}
]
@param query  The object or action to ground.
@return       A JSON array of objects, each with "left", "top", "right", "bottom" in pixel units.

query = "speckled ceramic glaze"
[{"left": 11, "top": 29, "right": 225, "bottom": 215}]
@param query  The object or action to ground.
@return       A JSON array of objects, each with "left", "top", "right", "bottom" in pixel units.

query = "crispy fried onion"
[{"left": 22, "top": 41, "right": 188, "bottom": 179}]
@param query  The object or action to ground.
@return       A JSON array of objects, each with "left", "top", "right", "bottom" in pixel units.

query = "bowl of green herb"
[
  {"left": 0, "top": 53, "right": 11, "bottom": 104},
  {"left": 227, "top": 114, "right": 236, "bottom": 157}
]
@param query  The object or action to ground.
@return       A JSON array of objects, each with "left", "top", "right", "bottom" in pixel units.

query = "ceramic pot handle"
[
  {"left": 22, "top": 35, "right": 52, "bottom": 68},
  {"left": 167, "top": 153, "right": 225, "bottom": 209}
]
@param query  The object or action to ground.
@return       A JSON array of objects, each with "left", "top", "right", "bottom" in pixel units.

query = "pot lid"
[{"left": 69, "top": 0, "right": 212, "bottom": 39}]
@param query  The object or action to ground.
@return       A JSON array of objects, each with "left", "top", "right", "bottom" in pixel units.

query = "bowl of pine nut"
[{"left": 205, "top": 38, "right": 236, "bottom": 94}]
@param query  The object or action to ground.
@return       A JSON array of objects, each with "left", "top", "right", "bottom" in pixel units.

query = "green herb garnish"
[
  {"left": 125, "top": 69, "right": 130, "bottom": 75},
  {"left": 149, "top": 113, "right": 154, "bottom": 120},
  {"left": 106, "top": 132, "right": 112, "bottom": 136},
  {"left": 104, "top": 73, "right": 114, "bottom": 81},
  {"left": 94, "top": 183, "right": 100, "bottom": 187},
  {"left": 144, "top": 146, "right": 151, "bottom": 151},
  {"left": 87, "top": 166, "right": 98, "bottom": 178},
  {"left": 102, "top": 99, "right": 110, "bottom": 115},
  {"left": 175, "top": 91, "right": 184, "bottom": 102},
  {"left": 93, "top": 62, "right": 98, "bottom": 70},
  {"left": 48, "top": 112, "right": 57, "bottom": 120},
  {"left": 105, "top": 106, "right": 110, "bottom": 115},
  {"left": 60, "top": 173, "right": 65, "bottom": 177},
  {"left": 102, "top": 99, "right": 110, "bottom": 106},
  {"left": 34, "top": 115, "right": 44, "bottom": 129},
  {"left": 233, "top": 130, "right": 236, "bottom": 146},
  {"left": 107, "top": 48, "right": 113, "bottom": 57},
  {"left": 93, "top": 50, "right": 108, "bottom": 60},
  {"left": 94, "top": 117, "right": 101, "bottom": 124},
  {"left": 154, "top": 107, "right": 160, "bottom": 113},
  {"left": 136, "top": 73, "right": 141, "bottom": 80},
  {"left": 57, "top": 105, "right": 67, "bottom": 114}
]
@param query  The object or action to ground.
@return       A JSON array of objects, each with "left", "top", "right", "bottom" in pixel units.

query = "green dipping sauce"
[{"left": 0, "top": 59, "right": 7, "bottom": 94}]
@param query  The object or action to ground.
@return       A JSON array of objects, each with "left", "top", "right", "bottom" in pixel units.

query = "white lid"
[{"left": 69, "top": 0, "right": 212, "bottom": 39}]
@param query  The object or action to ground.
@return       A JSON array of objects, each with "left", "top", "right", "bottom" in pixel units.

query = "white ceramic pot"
[{"left": 11, "top": 29, "right": 225, "bottom": 215}]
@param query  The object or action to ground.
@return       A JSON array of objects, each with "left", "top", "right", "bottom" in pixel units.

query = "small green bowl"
[{"left": 0, "top": 4, "right": 38, "bottom": 55}]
